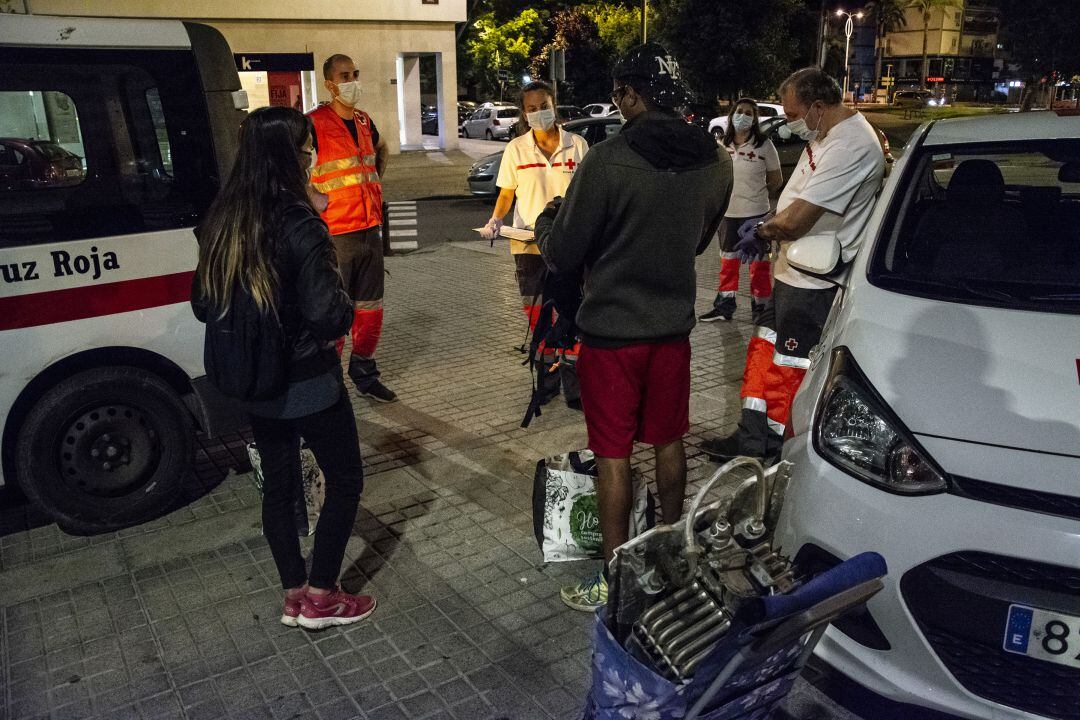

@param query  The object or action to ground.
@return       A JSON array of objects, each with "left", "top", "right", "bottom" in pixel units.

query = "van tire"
[{"left": 15, "top": 367, "right": 192, "bottom": 534}]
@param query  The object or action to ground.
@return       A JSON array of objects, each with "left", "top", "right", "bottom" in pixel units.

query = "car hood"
[{"left": 839, "top": 287, "right": 1080, "bottom": 458}]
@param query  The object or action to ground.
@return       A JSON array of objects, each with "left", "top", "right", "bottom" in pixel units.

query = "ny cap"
[{"left": 612, "top": 42, "right": 693, "bottom": 109}]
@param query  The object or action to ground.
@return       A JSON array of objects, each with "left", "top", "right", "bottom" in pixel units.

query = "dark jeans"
[{"left": 249, "top": 391, "right": 364, "bottom": 590}]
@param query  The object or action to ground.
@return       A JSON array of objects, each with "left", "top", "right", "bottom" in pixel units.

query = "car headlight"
[
  {"left": 469, "top": 161, "right": 494, "bottom": 176},
  {"left": 813, "top": 347, "right": 948, "bottom": 494}
]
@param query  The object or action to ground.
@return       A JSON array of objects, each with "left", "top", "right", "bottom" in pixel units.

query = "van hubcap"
[{"left": 59, "top": 404, "right": 161, "bottom": 497}]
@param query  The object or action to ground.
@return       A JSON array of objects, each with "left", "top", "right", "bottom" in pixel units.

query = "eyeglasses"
[{"left": 610, "top": 86, "right": 627, "bottom": 104}]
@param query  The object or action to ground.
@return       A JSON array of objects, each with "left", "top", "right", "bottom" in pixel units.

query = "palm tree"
[
  {"left": 866, "top": 0, "right": 908, "bottom": 97},
  {"left": 907, "top": 0, "right": 961, "bottom": 90}
]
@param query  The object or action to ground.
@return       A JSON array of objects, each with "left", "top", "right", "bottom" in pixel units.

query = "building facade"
[
  {"left": 881, "top": 0, "right": 1003, "bottom": 102},
  {"left": 16, "top": 0, "right": 467, "bottom": 152}
]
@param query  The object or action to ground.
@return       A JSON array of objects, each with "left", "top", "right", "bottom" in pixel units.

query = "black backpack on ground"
[
  {"left": 200, "top": 285, "right": 288, "bottom": 401},
  {"left": 521, "top": 266, "right": 583, "bottom": 428}
]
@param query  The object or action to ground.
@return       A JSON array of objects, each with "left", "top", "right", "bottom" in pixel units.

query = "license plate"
[{"left": 1003, "top": 604, "right": 1080, "bottom": 670}]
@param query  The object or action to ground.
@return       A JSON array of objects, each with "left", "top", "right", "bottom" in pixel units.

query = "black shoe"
[
  {"left": 356, "top": 380, "right": 398, "bottom": 403},
  {"left": 701, "top": 433, "right": 754, "bottom": 463},
  {"left": 565, "top": 397, "right": 583, "bottom": 412},
  {"left": 698, "top": 307, "right": 733, "bottom": 323}
]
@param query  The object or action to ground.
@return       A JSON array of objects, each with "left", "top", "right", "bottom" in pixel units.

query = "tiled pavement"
[{"left": 0, "top": 241, "right": 853, "bottom": 720}]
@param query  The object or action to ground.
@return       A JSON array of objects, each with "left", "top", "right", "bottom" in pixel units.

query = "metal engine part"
[{"left": 611, "top": 460, "right": 795, "bottom": 682}]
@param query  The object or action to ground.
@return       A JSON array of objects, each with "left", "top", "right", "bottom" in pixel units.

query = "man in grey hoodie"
[{"left": 535, "top": 43, "right": 732, "bottom": 612}]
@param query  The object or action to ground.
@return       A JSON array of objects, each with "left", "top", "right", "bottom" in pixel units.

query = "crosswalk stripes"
[{"left": 388, "top": 200, "right": 419, "bottom": 251}]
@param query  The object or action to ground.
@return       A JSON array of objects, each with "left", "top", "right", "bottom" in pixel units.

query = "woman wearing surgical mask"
[
  {"left": 479, "top": 80, "right": 590, "bottom": 408},
  {"left": 700, "top": 98, "right": 782, "bottom": 324}
]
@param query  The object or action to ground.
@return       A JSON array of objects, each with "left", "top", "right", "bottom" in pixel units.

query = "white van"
[
  {"left": 775, "top": 110, "right": 1080, "bottom": 719},
  {"left": 0, "top": 15, "right": 247, "bottom": 532}
]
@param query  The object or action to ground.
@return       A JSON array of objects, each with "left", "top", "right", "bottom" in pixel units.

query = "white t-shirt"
[
  {"left": 773, "top": 112, "right": 884, "bottom": 289},
  {"left": 723, "top": 137, "right": 780, "bottom": 218},
  {"left": 496, "top": 126, "right": 590, "bottom": 254}
]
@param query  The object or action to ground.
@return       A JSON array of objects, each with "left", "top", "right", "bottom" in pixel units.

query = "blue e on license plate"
[{"left": 1003, "top": 604, "right": 1080, "bottom": 670}]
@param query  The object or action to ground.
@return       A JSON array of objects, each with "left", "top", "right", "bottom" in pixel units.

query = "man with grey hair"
[{"left": 703, "top": 66, "right": 884, "bottom": 463}]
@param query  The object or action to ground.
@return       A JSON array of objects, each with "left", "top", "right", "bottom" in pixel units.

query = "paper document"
[{"left": 473, "top": 226, "right": 535, "bottom": 242}]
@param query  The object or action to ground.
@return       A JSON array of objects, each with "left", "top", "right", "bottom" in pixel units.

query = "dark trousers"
[{"left": 249, "top": 393, "right": 365, "bottom": 590}]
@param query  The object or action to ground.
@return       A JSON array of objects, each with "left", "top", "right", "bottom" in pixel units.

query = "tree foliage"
[
  {"left": 1000, "top": 0, "right": 1080, "bottom": 80},
  {"left": 583, "top": 2, "right": 645, "bottom": 58},
  {"left": 531, "top": 7, "right": 618, "bottom": 105},
  {"left": 649, "top": 0, "right": 809, "bottom": 101},
  {"left": 462, "top": 9, "right": 545, "bottom": 98}
]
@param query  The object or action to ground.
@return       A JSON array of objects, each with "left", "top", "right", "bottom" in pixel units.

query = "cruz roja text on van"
[{"left": 1, "top": 246, "right": 120, "bottom": 285}]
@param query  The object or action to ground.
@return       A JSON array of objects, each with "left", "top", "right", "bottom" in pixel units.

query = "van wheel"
[
  {"left": 15, "top": 367, "right": 192, "bottom": 534},
  {"left": 485, "top": 129, "right": 494, "bottom": 141}
]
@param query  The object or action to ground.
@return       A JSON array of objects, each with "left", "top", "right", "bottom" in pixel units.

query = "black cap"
[{"left": 612, "top": 42, "right": 692, "bottom": 109}]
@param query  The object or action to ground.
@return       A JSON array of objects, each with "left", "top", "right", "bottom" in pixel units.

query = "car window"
[
  {"left": 604, "top": 122, "right": 620, "bottom": 138},
  {"left": 870, "top": 140, "right": 1080, "bottom": 315},
  {"left": 759, "top": 107, "right": 778, "bottom": 117},
  {"left": 0, "top": 46, "right": 217, "bottom": 246},
  {"left": 497, "top": 109, "right": 518, "bottom": 119},
  {"left": 0, "top": 90, "right": 86, "bottom": 191}
]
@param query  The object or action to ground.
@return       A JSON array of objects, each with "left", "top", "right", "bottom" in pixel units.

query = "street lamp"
[{"left": 836, "top": 8, "right": 863, "bottom": 103}]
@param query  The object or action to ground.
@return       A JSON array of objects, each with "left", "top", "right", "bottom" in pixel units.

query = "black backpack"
[
  {"left": 520, "top": 266, "right": 583, "bottom": 428},
  {"left": 202, "top": 285, "right": 288, "bottom": 401}
]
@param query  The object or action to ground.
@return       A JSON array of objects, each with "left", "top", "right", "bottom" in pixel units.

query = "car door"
[{"left": 765, "top": 119, "right": 807, "bottom": 182}]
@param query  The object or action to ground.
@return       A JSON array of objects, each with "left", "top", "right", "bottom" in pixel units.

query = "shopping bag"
[
  {"left": 247, "top": 442, "right": 326, "bottom": 536},
  {"left": 531, "top": 449, "right": 654, "bottom": 563}
]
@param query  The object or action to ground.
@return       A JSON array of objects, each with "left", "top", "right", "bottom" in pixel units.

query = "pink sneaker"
[
  {"left": 281, "top": 591, "right": 304, "bottom": 627},
  {"left": 297, "top": 589, "right": 376, "bottom": 631}
]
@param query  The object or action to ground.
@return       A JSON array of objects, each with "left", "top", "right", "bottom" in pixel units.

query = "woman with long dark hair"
[
  {"left": 700, "top": 98, "right": 782, "bottom": 324},
  {"left": 192, "top": 106, "right": 375, "bottom": 630}
]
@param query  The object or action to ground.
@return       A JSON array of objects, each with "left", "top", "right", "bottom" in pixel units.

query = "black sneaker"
[
  {"left": 698, "top": 307, "right": 733, "bottom": 323},
  {"left": 700, "top": 433, "right": 752, "bottom": 463},
  {"left": 356, "top": 380, "right": 398, "bottom": 403}
]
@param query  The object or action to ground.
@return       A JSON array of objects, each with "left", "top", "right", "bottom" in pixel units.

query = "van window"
[
  {"left": 870, "top": 140, "right": 1080, "bottom": 315},
  {"left": 0, "top": 47, "right": 218, "bottom": 247}
]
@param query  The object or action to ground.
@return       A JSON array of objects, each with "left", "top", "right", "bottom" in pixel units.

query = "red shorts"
[{"left": 577, "top": 339, "right": 691, "bottom": 458}]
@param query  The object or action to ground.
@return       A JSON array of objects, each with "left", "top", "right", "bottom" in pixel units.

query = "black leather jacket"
[{"left": 192, "top": 199, "right": 352, "bottom": 382}]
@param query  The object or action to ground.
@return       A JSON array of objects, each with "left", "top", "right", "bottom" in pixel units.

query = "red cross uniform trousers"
[{"left": 736, "top": 279, "right": 838, "bottom": 457}]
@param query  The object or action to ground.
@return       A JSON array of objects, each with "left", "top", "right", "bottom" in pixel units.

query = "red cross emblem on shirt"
[
  {"left": 747, "top": 151, "right": 757, "bottom": 160},
  {"left": 565, "top": 158, "right": 576, "bottom": 170},
  {"left": 785, "top": 338, "right": 799, "bottom": 352}
]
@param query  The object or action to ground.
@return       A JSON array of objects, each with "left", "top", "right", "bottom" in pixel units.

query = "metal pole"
[{"left": 641, "top": 0, "right": 648, "bottom": 43}]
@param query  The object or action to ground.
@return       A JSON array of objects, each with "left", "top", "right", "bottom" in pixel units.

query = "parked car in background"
[
  {"left": 581, "top": 102, "right": 618, "bottom": 117},
  {"left": 708, "top": 101, "right": 784, "bottom": 139},
  {"left": 457, "top": 101, "right": 476, "bottom": 133},
  {"left": 557, "top": 105, "right": 585, "bottom": 122},
  {"left": 680, "top": 101, "right": 718, "bottom": 131},
  {"left": 775, "top": 109, "right": 1080, "bottom": 720},
  {"left": 892, "top": 89, "right": 944, "bottom": 108},
  {"left": 0, "top": 138, "right": 85, "bottom": 191},
  {"left": 467, "top": 115, "right": 622, "bottom": 196},
  {"left": 461, "top": 103, "right": 520, "bottom": 140},
  {"left": 421, "top": 104, "right": 438, "bottom": 135}
]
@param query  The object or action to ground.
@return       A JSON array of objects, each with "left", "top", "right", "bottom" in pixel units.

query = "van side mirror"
[{"left": 786, "top": 235, "right": 841, "bottom": 275}]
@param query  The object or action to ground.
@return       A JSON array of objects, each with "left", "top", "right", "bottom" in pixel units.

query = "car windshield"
[
  {"left": 869, "top": 139, "right": 1080, "bottom": 315},
  {"left": 497, "top": 109, "right": 519, "bottom": 118},
  {"left": 30, "top": 141, "right": 76, "bottom": 160}
]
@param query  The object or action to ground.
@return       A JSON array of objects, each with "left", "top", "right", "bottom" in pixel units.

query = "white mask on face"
[
  {"left": 731, "top": 113, "right": 754, "bottom": 133},
  {"left": 334, "top": 80, "right": 363, "bottom": 107},
  {"left": 787, "top": 103, "right": 821, "bottom": 142},
  {"left": 526, "top": 107, "right": 557, "bottom": 131},
  {"left": 307, "top": 150, "right": 316, "bottom": 176}
]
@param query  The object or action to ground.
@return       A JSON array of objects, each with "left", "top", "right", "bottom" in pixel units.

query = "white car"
[
  {"left": 461, "top": 103, "right": 519, "bottom": 140},
  {"left": 775, "top": 109, "right": 1080, "bottom": 719},
  {"left": 707, "top": 101, "right": 785, "bottom": 140},
  {"left": 581, "top": 102, "right": 618, "bottom": 117}
]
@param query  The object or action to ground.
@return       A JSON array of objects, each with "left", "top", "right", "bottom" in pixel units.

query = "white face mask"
[
  {"left": 526, "top": 107, "right": 557, "bottom": 131},
  {"left": 334, "top": 80, "right": 363, "bottom": 107},
  {"left": 307, "top": 150, "right": 316, "bottom": 176},
  {"left": 787, "top": 104, "right": 821, "bottom": 142},
  {"left": 731, "top": 113, "right": 754, "bottom": 133}
]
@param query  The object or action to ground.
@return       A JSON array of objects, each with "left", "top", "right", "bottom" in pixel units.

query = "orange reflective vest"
[{"left": 308, "top": 105, "right": 383, "bottom": 234}]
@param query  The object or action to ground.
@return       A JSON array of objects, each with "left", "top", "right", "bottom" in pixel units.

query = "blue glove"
[{"left": 734, "top": 217, "right": 767, "bottom": 262}]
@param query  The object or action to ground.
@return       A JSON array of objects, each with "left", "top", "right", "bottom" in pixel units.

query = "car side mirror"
[
  {"left": 786, "top": 235, "right": 840, "bottom": 275},
  {"left": 776, "top": 124, "right": 793, "bottom": 142}
]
